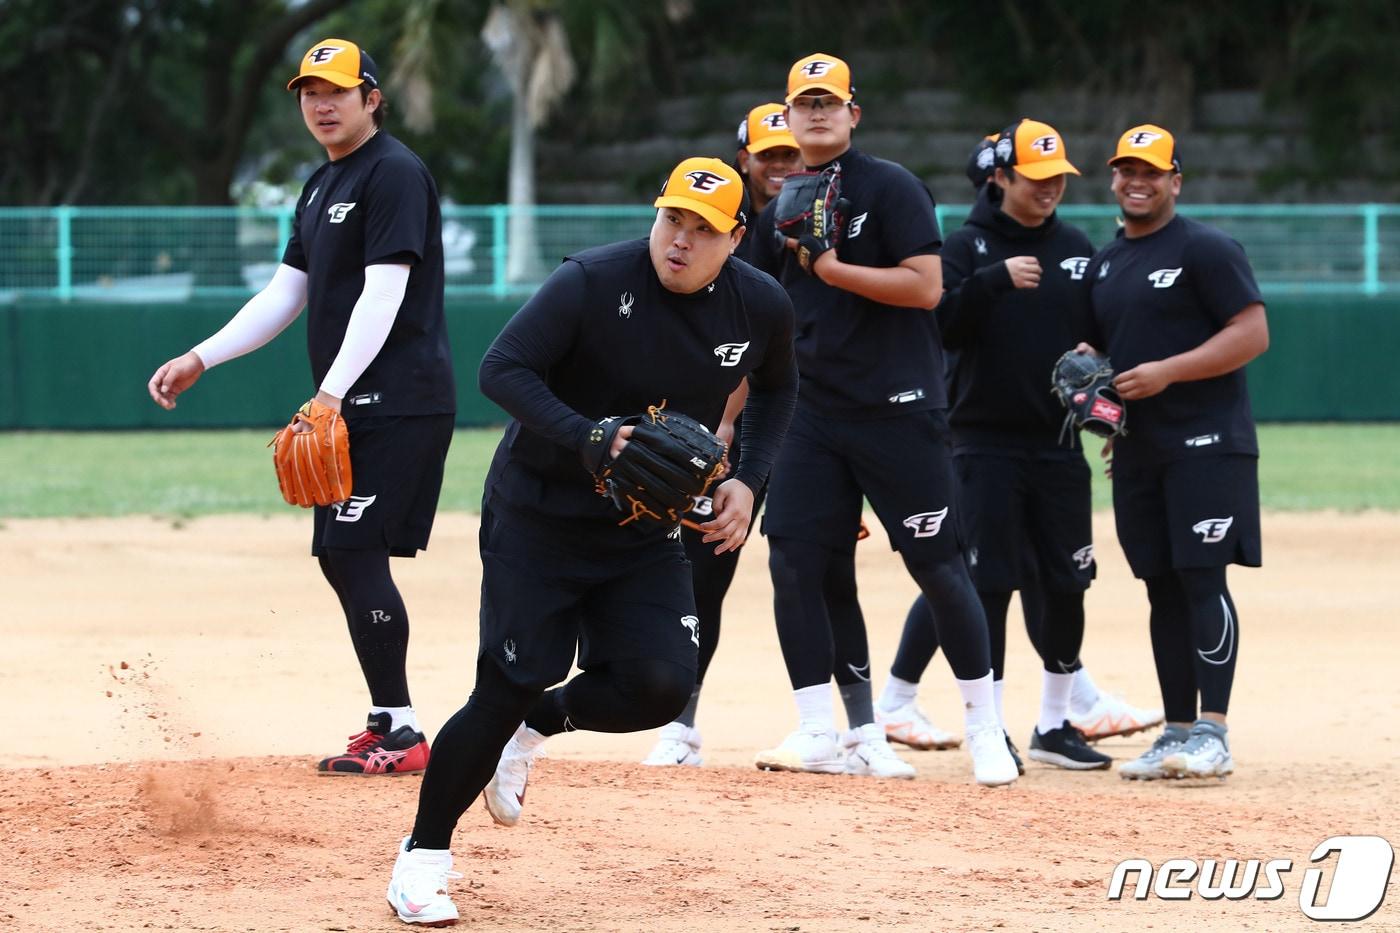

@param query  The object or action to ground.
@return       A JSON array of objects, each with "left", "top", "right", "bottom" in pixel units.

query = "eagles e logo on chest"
[{"left": 713, "top": 341, "right": 750, "bottom": 367}]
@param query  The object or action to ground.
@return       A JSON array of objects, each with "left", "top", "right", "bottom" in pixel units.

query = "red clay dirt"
[{"left": 2, "top": 512, "right": 1396, "bottom": 931}]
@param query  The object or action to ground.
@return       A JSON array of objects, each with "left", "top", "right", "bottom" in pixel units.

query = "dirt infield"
[{"left": 3, "top": 512, "right": 1397, "bottom": 931}]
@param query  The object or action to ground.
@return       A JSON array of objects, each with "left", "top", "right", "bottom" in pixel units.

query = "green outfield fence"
[{"left": 1, "top": 203, "right": 1399, "bottom": 428}]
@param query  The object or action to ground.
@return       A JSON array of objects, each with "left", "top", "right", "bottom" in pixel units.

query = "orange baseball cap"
[
  {"left": 653, "top": 158, "right": 748, "bottom": 232},
  {"left": 738, "top": 104, "right": 798, "bottom": 153},
  {"left": 287, "top": 38, "right": 380, "bottom": 91},
  {"left": 786, "top": 54, "right": 854, "bottom": 103},
  {"left": 994, "top": 118, "right": 1080, "bottom": 180},
  {"left": 1109, "top": 124, "right": 1181, "bottom": 173}
]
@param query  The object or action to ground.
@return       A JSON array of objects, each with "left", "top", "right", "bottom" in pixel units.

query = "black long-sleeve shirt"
[
  {"left": 936, "top": 185, "right": 1095, "bottom": 451},
  {"left": 479, "top": 239, "right": 797, "bottom": 538}
]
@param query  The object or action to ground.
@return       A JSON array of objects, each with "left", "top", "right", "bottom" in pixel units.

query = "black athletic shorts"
[
  {"left": 1111, "top": 453, "right": 1262, "bottom": 579},
  {"left": 311, "top": 413, "right": 454, "bottom": 557},
  {"left": 477, "top": 504, "right": 699, "bottom": 691},
  {"left": 954, "top": 451, "right": 1095, "bottom": 594},
  {"left": 762, "top": 406, "right": 962, "bottom": 560}
]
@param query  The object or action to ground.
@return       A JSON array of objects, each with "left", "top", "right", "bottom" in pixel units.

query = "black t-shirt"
[
  {"left": 1079, "top": 214, "right": 1264, "bottom": 464},
  {"left": 478, "top": 239, "right": 797, "bottom": 536},
  {"left": 282, "top": 132, "right": 455, "bottom": 420},
  {"left": 938, "top": 185, "right": 1095, "bottom": 452},
  {"left": 749, "top": 148, "right": 944, "bottom": 417}
]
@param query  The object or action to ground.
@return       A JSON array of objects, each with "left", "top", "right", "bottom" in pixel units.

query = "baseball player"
[
  {"left": 878, "top": 124, "right": 1163, "bottom": 769},
  {"left": 1076, "top": 124, "right": 1268, "bottom": 781},
  {"left": 748, "top": 54, "right": 1017, "bottom": 786},
  {"left": 384, "top": 158, "right": 797, "bottom": 925},
  {"left": 146, "top": 38, "right": 455, "bottom": 776},
  {"left": 641, "top": 105, "right": 802, "bottom": 767}
]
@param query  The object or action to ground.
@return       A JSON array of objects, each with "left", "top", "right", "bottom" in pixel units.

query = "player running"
[
  {"left": 1075, "top": 124, "right": 1268, "bottom": 781},
  {"left": 147, "top": 38, "right": 454, "bottom": 776},
  {"left": 383, "top": 158, "right": 797, "bottom": 925}
]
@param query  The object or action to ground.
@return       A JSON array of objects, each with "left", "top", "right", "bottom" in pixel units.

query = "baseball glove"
[
  {"left": 773, "top": 165, "right": 850, "bottom": 274},
  {"left": 268, "top": 399, "right": 352, "bottom": 507},
  {"left": 593, "top": 402, "right": 728, "bottom": 528},
  {"left": 1050, "top": 350, "right": 1127, "bottom": 444}
]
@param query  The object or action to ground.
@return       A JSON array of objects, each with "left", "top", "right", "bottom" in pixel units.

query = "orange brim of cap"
[
  {"left": 1108, "top": 153, "right": 1176, "bottom": 172},
  {"left": 653, "top": 195, "right": 740, "bottom": 233},
  {"left": 1017, "top": 158, "right": 1081, "bottom": 181},
  {"left": 746, "top": 133, "right": 799, "bottom": 153},
  {"left": 785, "top": 83, "right": 852, "bottom": 104},
  {"left": 287, "top": 70, "right": 364, "bottom": 91}
]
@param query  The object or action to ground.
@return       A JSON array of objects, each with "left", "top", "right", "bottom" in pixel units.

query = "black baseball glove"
[
  {"left": 590, "top": 402, "right": 729, "bottom": 528},
  {"left": 1050, "top": 349, "right": 1127, "bottom": 444},
  {"left": 773, "top": 165, "right": 850, "bottom": 274}
]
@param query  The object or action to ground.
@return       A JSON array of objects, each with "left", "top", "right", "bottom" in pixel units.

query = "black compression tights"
[
  {"left": 1145, "top": 566, "right": 1239, "bottom": 721},
  {"left": 318, "top": 548, "right": 411, "bottom": 708},
  {"left": 524, "top": 658, "right": 694, "bottom": 736},
  {"left": 768, "top": 537, "right": 869, "bottom": 689},
  {"left": 410, "top": 655, "right": 694, "bottom": 851},
  {"left": 683, "top": 533, "right": 741, "bottom": 685},
  {"left": 890, "top": 583, "right": 1081, "bottom": 682}
]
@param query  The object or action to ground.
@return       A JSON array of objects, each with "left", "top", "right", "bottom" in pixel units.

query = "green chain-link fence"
[{"left": 1, "top": 203, "right": 1397, "bottom": 303}]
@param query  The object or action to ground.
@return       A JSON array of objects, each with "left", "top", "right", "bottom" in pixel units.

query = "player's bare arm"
[
  {"left": 808, "top": 252, "right": 941, "bottom": 309},
  {"left": 1114, "top": 303, "right": 1268, "bottom": 400}
]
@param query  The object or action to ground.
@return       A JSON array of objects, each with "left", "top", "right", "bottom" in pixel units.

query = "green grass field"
[{"left": 1, "top": 423, "right": 1397, "bottom": 518}]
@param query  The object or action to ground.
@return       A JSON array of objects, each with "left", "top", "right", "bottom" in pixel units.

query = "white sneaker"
[
  {"left": 642, "top": 722, "right": 703, "bottom": 767},
  {"left": 754, "top": 724, "right": 845, "bottom": 774},
  {"left": 483, "top": 722, "right": 544, "bottom": 827},
  {"left": 1119, "top": 727, "right": 1190, "bottom": 781},
  {"left": 842, "top": 722, "right": 916, "bottom": 779},
  {"left": 1161, "top": 722, "right": 1234, "bottom": 779},
  {"left": 965, "top": 720, "right": 1019, "bottom": 786},
  {"left": 875, "top": 701, "right": 961, "bottom": 750},
  {"left": 1070, "top": 692, "right": 1165, "bottom": 741},
  {"left": 386, "top": 836, "right": 462, "bottom": 926}
]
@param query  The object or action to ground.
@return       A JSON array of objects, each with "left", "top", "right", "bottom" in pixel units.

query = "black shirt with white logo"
[
  {"left": 749, "top": 148, "right": 943, "bottom": 417},
  {"left": 282, "top": 131, "right": 455, "bottom": 419},
  {"left": 1079, "top": 214, "right": 1264, "bottom": 464},
  {"left": 479, "top": 239, "right": 797, "bottom": 535},
  {"left": 938, "top": 184, "right": 1095, "bottom": 452}
]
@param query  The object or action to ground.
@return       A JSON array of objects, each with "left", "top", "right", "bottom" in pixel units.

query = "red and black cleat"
[{"left": 317, "top": 711, "right": 429, "bottom": 776}]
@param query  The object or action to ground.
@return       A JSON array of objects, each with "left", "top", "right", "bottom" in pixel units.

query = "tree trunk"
[{"left": 505, "top": 57, "right": 547, "bottom": 283}]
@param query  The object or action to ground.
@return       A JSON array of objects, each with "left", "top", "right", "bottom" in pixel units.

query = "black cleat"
[{"left": 1028, "top": 721, "right": 1113, "bottom": 771}]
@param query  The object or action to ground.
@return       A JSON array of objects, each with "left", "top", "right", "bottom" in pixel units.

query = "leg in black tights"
[
  {"left": 1145, "top": 574, "right": 1198, "bottom": 724},
  {"left": 1177, "top": 566, "right": 1238, "bottom": 716},
  {"left": 524, "top": 659, "right": 695, "bottom": 736},
  {"left": 318, "top": 548, "right": 412, "bottom": 708},
  {"left": 410, "top": 657, "right": 539, "bottom": 850}
]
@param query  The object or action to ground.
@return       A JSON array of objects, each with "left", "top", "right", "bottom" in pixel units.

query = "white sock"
[
  {"left": 1038, "top": 671, "right": 1075, "bottom": 735},
  {"left": 1071, "top": 668, "right": 1101, "bottom": 711},
  {"left": 993, "top": 679, "right": 1006, "bottom": 731},
  {"left": 372, "top": 705, "right": 419, "bottom": 733},
  {"left": 955, "top": 670, "right": 998, "bottom": 730},
  {"left": 877, "top": 675, "right": 919, "bottom": 712},
  {"left": 794, "top": 683, "right": 835, "bottom": 732}
]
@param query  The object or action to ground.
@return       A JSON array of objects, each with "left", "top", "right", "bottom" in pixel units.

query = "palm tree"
[
  {"left": 481, "top": 1, "right": 575, "bottom": 283},
  {"left": 389, "top": 0, "right": 681, "bottom": 286}
]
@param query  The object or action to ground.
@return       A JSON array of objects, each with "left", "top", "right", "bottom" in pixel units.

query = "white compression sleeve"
[
  {"left": 318, "top": 263, "right": 411, "bottom": 400},
  {"left": 191, "top": 264, "right": 308, "bottom": 369}
]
